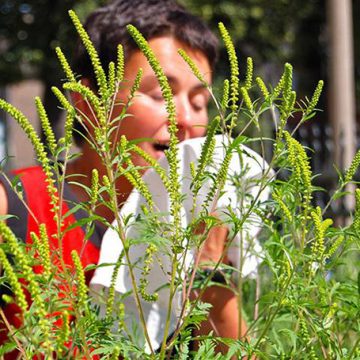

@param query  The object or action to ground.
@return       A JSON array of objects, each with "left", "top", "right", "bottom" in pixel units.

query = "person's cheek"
[
  {"left": 118, "top": 117, "right": 140, "bottom": 140},
  {"left": 135, "top": 101, "right": 168, "bottom": 134},
  {"left": 192, "top": 114, "right": 208, "bottom": 138},
  {"left": 119, "top": 105, "right": 153, "bottom": 139}
]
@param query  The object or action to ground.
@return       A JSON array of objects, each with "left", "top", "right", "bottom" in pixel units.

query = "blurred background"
[{"left": 0, "top": 0, "right": 359, "bottom": 217}]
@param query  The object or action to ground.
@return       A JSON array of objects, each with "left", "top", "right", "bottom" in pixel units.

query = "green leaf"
[
  {"left": 0, "top": 214, "right": 15, "bottom": 221},
  {"left": 62, "top": 215, "right": 102, "bottom": 233},
  {"left": 0, "top": 341, "right": 17, "bottom": 356}
]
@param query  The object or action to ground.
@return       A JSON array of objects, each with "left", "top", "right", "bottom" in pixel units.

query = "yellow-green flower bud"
[
  {"left": 55, "top": 47, "right": 76, "bottom": 82},
  {"left": 71, "top": 250, "right": 88, "bottom": 310},
  {"left": 256, "top": 77, "right": 269, "bottom": 100},
  {"left": 68, "top": 10, "right": 108, "bottom": 100},
  {"left": 245, "top": 57, "right": 253, "bottom": 90},
  {"left": 178, "top": 49, "right": 207, "bottom": 86}
]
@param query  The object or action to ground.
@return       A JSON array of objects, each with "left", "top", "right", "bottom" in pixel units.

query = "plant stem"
[
  {"left": 248, "top": 268, "right": 294, "bottom": 358},
  {"left": 348, "top": 336, "right": 360, "bottom": 359},
  {"left": 159, "top": 257, "right": 179, "bottom": 360},
  {"left": 0, "top": 309, "right": 27, "bottom": 359},
  {"left": 107, "top": 169, "right": 155, "bottom": 355}
]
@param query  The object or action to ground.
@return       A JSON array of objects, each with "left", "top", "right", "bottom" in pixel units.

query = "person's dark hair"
[
  {"left": 71, "top": 0, "right": 218, "bottom": 145},
  {"left": 72, "top": 0, "right": 218, "bottom": 87}
]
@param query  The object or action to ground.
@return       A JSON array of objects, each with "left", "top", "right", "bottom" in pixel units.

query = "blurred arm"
[{"left": 192, "top": 222, "right": 247, "bottom": 354}]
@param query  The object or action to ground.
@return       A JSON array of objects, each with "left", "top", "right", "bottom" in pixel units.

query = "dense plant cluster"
[{"left": 0, "top": 10, "right": 359, "bottom": 359}]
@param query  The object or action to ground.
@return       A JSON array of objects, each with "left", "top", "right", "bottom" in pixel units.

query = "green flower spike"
[
  {"left": 221, "top": 79, "right": 230, "bottom": 111},
  {"left": 299, "top": 318, "right": 319, "bottom": 360},
  {"left": 245, "top": 57, "right": 253, "bottom": 90},
  {"left": 192, "top": 116, "right": 220, "bottom": 188},
  {"left": 39, "top": 224, "right": 51, "bottom": 276},
  {"left": 190, "top": 161, "right": 196, "bottom": 180},
  {"left": 56, "top": 310, "right": 70, "bottom": 354},
  {"left": 90, "top": 168, "right": 99, "bottom": 210},
  {"left": 126, "top": 24, "right": 177, "bottom": 144},
  {"left": 71, "top": 250, "right": 88, "bottom": 310},
  {"left": 278, "top": 257, "right": 292, "bottom": 288},
  {"left": 55, "top": 47, "right": 76, "bottom": 83},
  {"left": 256, "top": 77, "right": 270, "bottom": 100},
  {"left": 116, "top": 44, "right": 125, "bottom": 83},
  {"left": 51, "top": 86, "right": 76, "bottom": 145},
  {"left": 286, "top": 134, "right": 299, "bottom": 178},
  {"left": 284, "top": 131, "right": 312, "bottom": 210},
  {"left": 272, "top": 191, "right": 293, "bottom": 222},
  {"left": 311, "top": 207, "right": 333, "bottom": 260},
  {"left": 127, "top": 24, "right": 181, "bottom": 242},
  {"left": 283, "top": 63, "right": 293, "bottom": 102},
  {"left": 240, "top": 86, "right": 254, "bottom": 113},
  {"left": 117, "top": 302, "right": 125, "bottom": 332},
  {"left": 193, "top": 136, "right": 216, "bottom": 196},
  {"left": 325, "top": 235, "right": 344, "bottom": 260},
  {"left": 281, "top": 89, "right": 297, "bottom": 126},
  {"left": 123, "top": 158, "right": 154, "bottom": 209},
  {"left": 68, "top": 10, "right": 108, "bottom": 100},
  {"left": 0, "top": 99, "right": 59, "bottom": 214},
  {"left": 30, "top": 232, "right": 43, "bottom": 263},
  {"left": 178, "top": 49, "right": 207, "bottom": 86},
  {"left": 273, "top": 71, "right": 285, "bottom": 99},
  {"left": 130, "top": 143, "right": 171, "bottom": 191},
  {"left": 64, "top": 112, "right": 76, "bottom": 147},
  {"left": 344, "top": 149, "right": 360, "bottom": 183},
  {"left": 52, "top": 86, "right": 73, "bottom": 112},
  {"left": 139, "top": 244, "right": 159, "bottom": 302},
  {"left": 0, "top": 99, "right": 48, "bottom": 164},
  {"left": 111, "top": 347, "right": 121, "bottom": 360},
  {"left": 129, "top": 68, "right": 143, "bottom": 99},
  {"left": 105, "top": 250, "right": 124, "bottom": 319},
  {"left": 35, "top": 97, "right": 57, "bottom": 155},
  {"left": 0, "top": 221, "right": 50, "bottom": 339},
  {"left": 0, "top": 247, "right": 28, "bottom": 313},
  {"left": 285, "top": 90, "right": 296, "bottom": 115},
  {"left": 280, "top": 63, "right": 294, "bottom": 122},
  {"left": 352, "top": 188, "right": 360, "bottom": 233},
  {"left": 108, "top": 61, "right": 116, "bottom": 98},
  {"left": 219, "top": 22, "right": 239, "bottom": 127},
  {"left": 305, "top": 80, "right": 324, "bottom": 116},
  {"left": 202, "top": 144, "right": 233, "bottom": 213},
  {"left": 216, "top": 150, "right": 233, "bottom": 190},
  {"left": 63, "top": 82, "right": 106, "bottom": 127},
  {"left": 102, "top": 174, "right": 113, "bottom": 198},
  {"left": 30, "top": 224, "right": 51, "bottom": 278}
]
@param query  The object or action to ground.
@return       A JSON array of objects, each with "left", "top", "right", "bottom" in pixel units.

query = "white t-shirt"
[{"left": 90, "top": 134, "right": 272, "bottom": 352}]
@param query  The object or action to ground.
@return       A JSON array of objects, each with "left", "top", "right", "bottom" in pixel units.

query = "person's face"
[{"left": 113, "top": 36, "right": 212, "bottom": 166}]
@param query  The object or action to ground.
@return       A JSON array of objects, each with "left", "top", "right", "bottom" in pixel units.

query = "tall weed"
[{"left": 0, "top": 11, "right": 359, "bottom": 360}]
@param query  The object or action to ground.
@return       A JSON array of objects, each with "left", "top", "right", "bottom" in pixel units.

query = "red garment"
[{"left": 0, "top": 166, "right": 104, "bottom": 359}]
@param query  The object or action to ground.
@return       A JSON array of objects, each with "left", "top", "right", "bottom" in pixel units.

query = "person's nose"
[{"left": 175, "top": 94, "right": 193, "bottom": 141}]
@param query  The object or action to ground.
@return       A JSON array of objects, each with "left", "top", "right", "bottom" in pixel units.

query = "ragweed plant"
[{"left": 0, "top": 9, "right": 359, "bottom": 360}]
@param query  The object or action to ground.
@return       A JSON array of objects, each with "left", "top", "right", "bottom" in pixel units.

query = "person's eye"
[
  {"left": 191, "top": 93, "right": 208, "bottom": 111},
  {"left": 149, "top": 91, "right": 164, "bottom": 101}
]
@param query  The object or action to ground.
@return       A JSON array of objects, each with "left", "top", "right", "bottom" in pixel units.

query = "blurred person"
[{"left": 0, "top": 0, "right": 247, "bottom": 356}]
